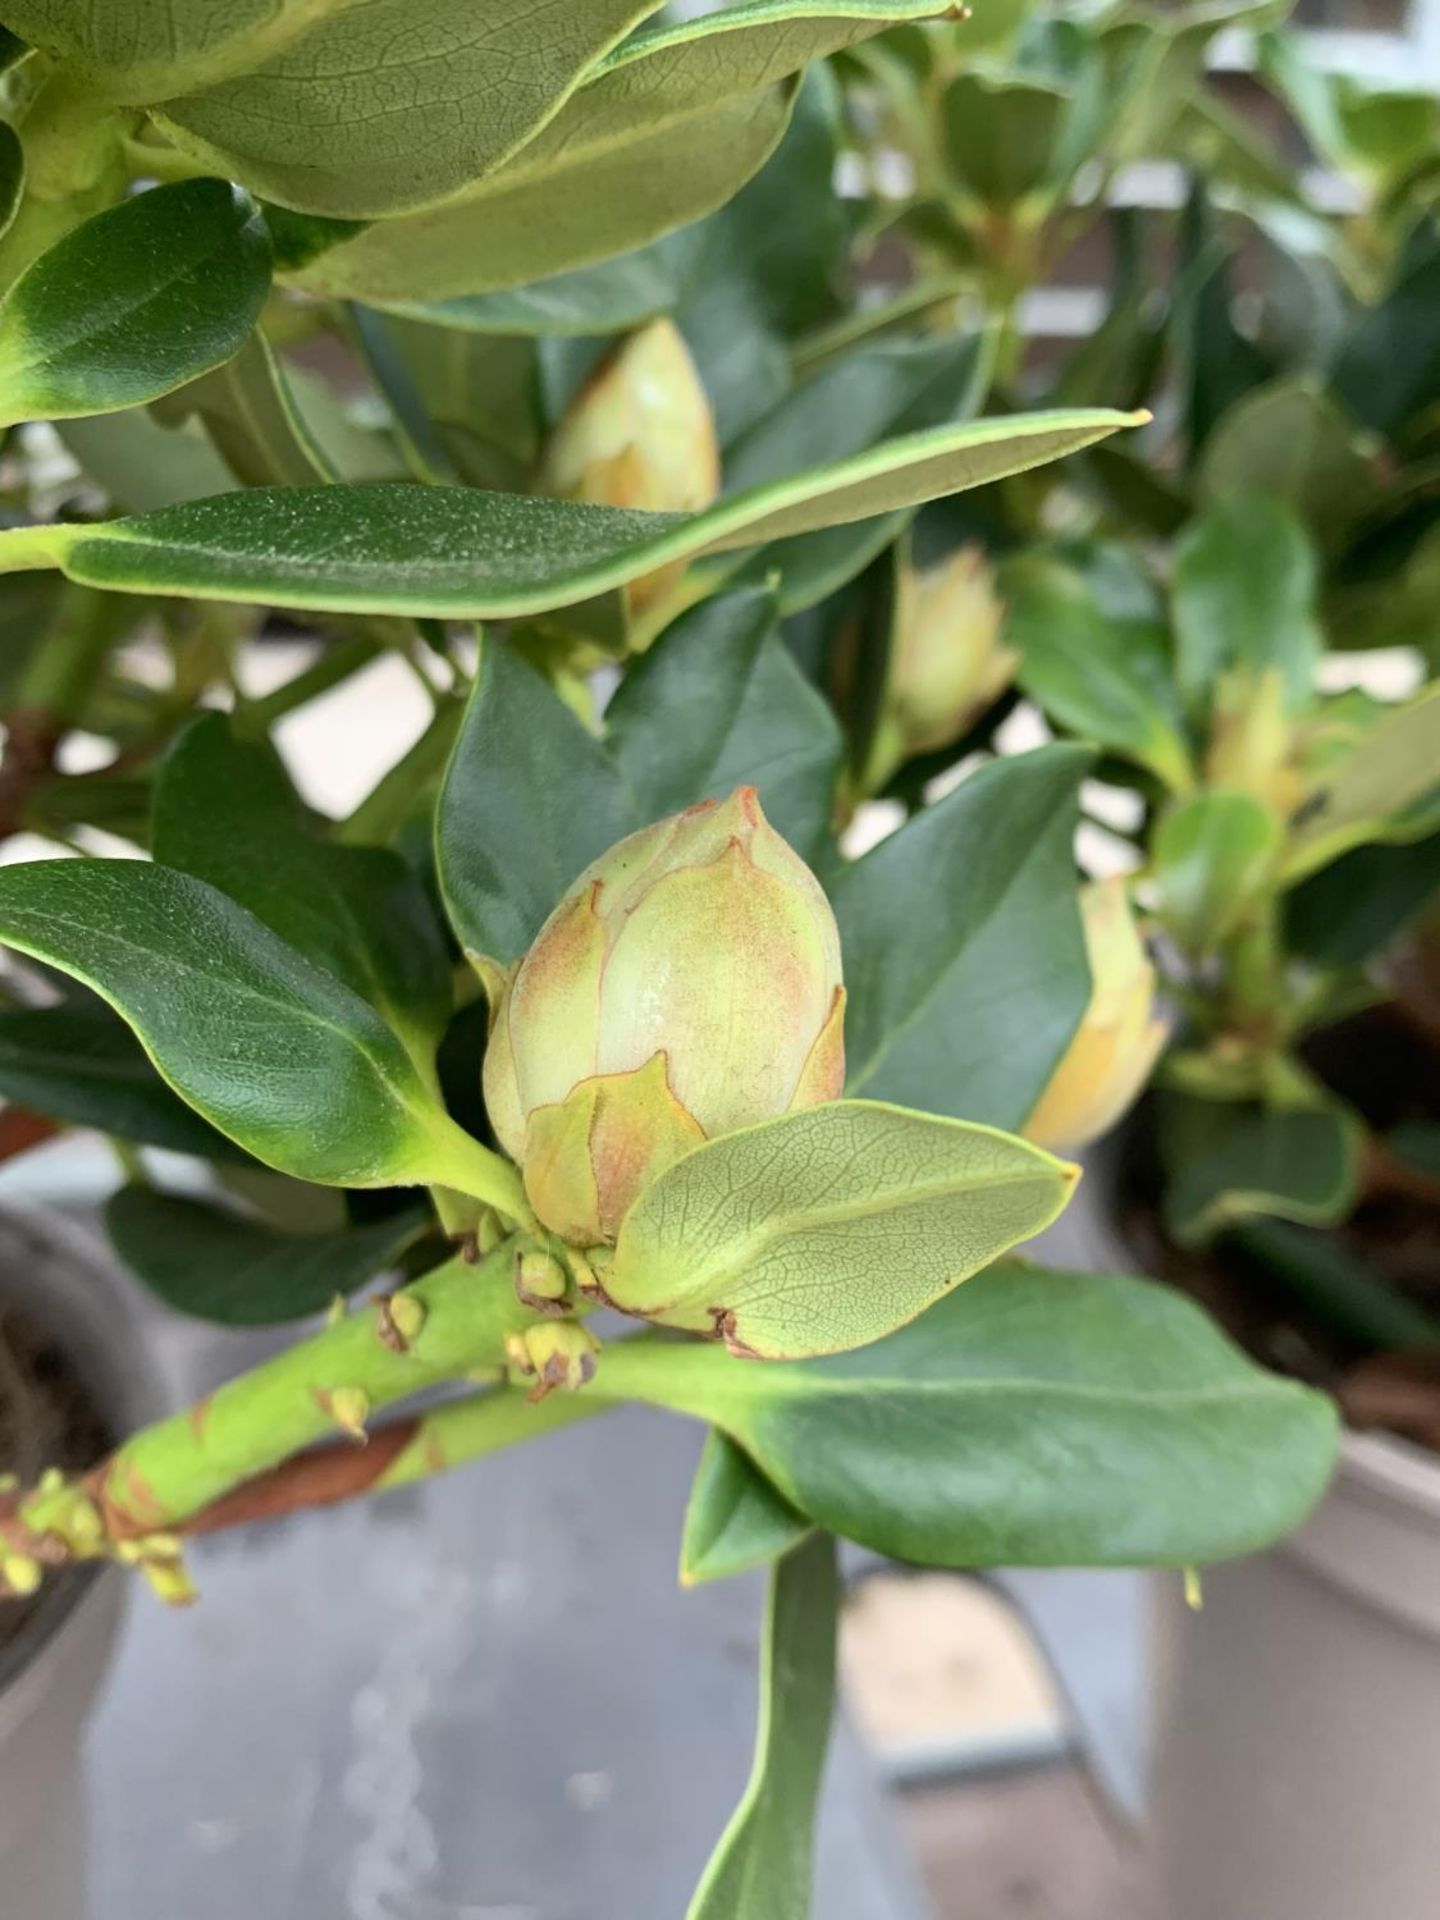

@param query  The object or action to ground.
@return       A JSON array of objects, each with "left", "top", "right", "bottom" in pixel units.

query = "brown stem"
[
  {"left": 178, "top": 1417, "right": 421, "bottom": 1537},
  {"left": 0, "top": 708, "right": 62, "bottom": 841},
  {"left": 0, "top": 1106, "right": 60, "bottom": 1165}
]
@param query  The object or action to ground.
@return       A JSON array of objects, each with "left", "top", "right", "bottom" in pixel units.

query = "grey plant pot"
[
  {"left": 0, "top": 1209, "right": 158, "bottom": 1920},
  {"left": 1041, "top": 1136, "right": 1440, "bottom": 1920}
]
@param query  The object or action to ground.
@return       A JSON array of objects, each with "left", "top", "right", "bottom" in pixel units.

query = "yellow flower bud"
[
  {"left": 1025, "top": 880, "right": 1166, "bottom": 1152},
  {"left": 1205, "top": 667, "right": 1304, "bottom": 819},
  {"left": 483, "top": 788, "right": 846, "bottom": 1246},
  {"left": 539, "top": 318, "right": 720, "bottom": 617},
  {"left": 864, "top": 546, "right": 1017, "bottom": 792}
]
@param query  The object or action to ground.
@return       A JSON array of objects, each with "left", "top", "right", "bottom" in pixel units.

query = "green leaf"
[
  {"left": 1286, "top": 830, "right": 1440, "bottom": 968},
  {"left": 0, "top": 121, "right": 23, "bottom": 244},
  {"left": 1172, "top": 495, "right": 1321, "bottom": 713},
  {"left": 1161, "top": 1091, "right": 1362, "bottom": 1246},
  {"left": 1153, "top": 791, "right": 1282, "bottom": 955},
  {"left": 0, "top": 1002, "right": 249, "bottom": 1161},
  {"left": 438, "top": 595, "right": 844, "bottom": 962},
  {"left": 598, "top": 1262, "right": 1340, "bottom": 1567},
  {"left": 385, "top": 235, "right": 696, "bottom": 337},
  {"left": 283, "top": 4, "right": 938, "bottom": 298},
  {"left": 1331, "top": 218, "right": 1440, "bottom": 442},
  {"left": 105, "top": 1184, "right": 429, "bottom": 1327},
  {"left": 288, "top": 77, "right": 796, "bottom": 304},
  {"left": 436, "top": 639, "right": 633, "bottom": 966},
  {"left": 1004, "top": 554, "right": 1193, "bottom": 791},
  {"left": 0, "top": 409, "right": 1138, "bottom": 617},
  {"left": 681, "top": 1431, "right": 813, "bottom": 1586},
  {"left": 723, "top": 335, "right": 989, "bottom": 496},
  {"left": 608, "top": 1099, "right": 1078, "bottom": 1359},
  {"left": 1197, "top": 377, "right": 1381, "bottom": 551},
  {"left": 714, "top": 330, "right": 991, "bottom": 609},
  {"left": 833, "top": 746, "right": 1092, "bottom": 1130},
  {"left": 150, "top": 330, "right": 335, "bottom": 487},
  {"left": 154, "top": 713, "right": 453, "bottom": 1065},
  {"left": 56, "top": 406, "right": 236, "bottom": 511},
  {"left": 0, "top": 180, "right": 271, "bottom": 427},
  {"left": 941, "top": 75, "right": 1069, "bottom": 207},
  {"left": 685, "top": 1533, "right": 837, "bottom": 1920},
  {"left": 0, "top": 860, "right": 491, "bottom": 1191},
  {"left": 150, "top": 1, "right": 672, "bottom": 219},
  {"left": 1229, "top": 1215, "right": 1440, "bottom": 1357},
  {"left": 605, "top": 587, "right": 843, "bottom": 862},
  {"left": 1283, "top": 684, "right": 1440, "bottom": 882}
]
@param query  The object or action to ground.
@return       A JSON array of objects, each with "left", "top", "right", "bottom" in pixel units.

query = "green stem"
[
  {"left": 376, "top": 1386, "right": 607, "bottom": 1492},
  {"left": 338, "top": 698, "right": 462, "bottom": 846},
  {"left": 13, "top": 582, "right": 128, "bottom": 723},
  {"left": 79, "top": 1241, "right": 536, "bottom": 1532},
  {"left": 235, "top": 633, "right": 380, "bottom": 732},
  {"left": 0, "top": 521, "right": 72, "bottom": 577}
]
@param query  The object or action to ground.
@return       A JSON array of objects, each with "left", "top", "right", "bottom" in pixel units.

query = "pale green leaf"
[{"left": 607, "top": 1100, "right": 1078, "bottom": 1359}]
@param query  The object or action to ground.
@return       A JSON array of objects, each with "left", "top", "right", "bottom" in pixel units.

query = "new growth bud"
[
  {"left": 863, "top": 546, "right": 1017, "bottom": 792},
  {"left": 483, "top": 788, "right": 846, "bottom": 1247},
  {"left": 506, "top": 1323, "right": 601, "bottom": 1400},
  {"left": 1026, "top": 880, "right": 1166, "bottom": 1152},
  {"left": 540, "top": 318, "right": 720, "bottom": 617},
  {"left": 1205, "top": 667, "right": 1303, "bottom": 819}
]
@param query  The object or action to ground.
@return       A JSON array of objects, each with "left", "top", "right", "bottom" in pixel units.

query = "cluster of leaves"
[
  {"left": 841, "top": 4, "right": 1440, "bottom": 1373},
  {"left": 0, "top": 5, "right": 1367, "bottom": 1913}
]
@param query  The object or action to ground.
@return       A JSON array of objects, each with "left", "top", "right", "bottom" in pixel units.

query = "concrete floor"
[{"left": 900, "top": 1766, "right": 1152, "bottom": 1920}]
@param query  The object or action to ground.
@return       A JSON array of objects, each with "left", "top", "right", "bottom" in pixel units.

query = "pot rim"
[
  {"left": 1336, "top": 1426, "right": 1440, "bottom": 1526},
  {"left": 0, "top": 1205, "right": 155, "bottom": 1702}
]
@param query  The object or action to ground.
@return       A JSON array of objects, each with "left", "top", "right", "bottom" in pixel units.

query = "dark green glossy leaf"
[
  {"left": 1286, "top": 831, "right": 1440, "bottom": 967},
  {"left": 0, "top": 409, "right": 1138, "bottom": 617},
  {"left": 1332, "top": 219, "right": 1440, "bottom": 442},
  {"left": 1161, "top": 1091, "right": 1362, "bottom": 1246},
  {"left": 0, "top": 1002, "right": 249, "bottom": 1161},
  {"left": 0, "top": 180, "right": 271, "bottom": 427},
  {"left": 1229, "top": 1216, "right": 1440, "bottom": 1357},
  {"left": 681, "top": 1431, "right": 813, "bottom": 1585},
  {"left": 436, "top": 638, "right": 632, "bottom": 966},
  {"left": 686, "top": 1532, "right": 837, "bottom": 1920},
  {"left": 833, "top": 746, "right": 1092, "bottom": 1129},
  {"left": 0, "top": 860, "right": 495, "bottom": 1192},
  {"left": 154, "top": 713, "right": 453, "bottom": 1064},
  {"left": 599, "top": 1263, "right": 1340, "bottom": 1567},
  {"left": 1172, "top": 495, "right": 1321, "bottom": 713},
  {"left": 1004, "top": 554, "right": 1192, "bottom": 790},
  {"left": 438, "top": 593, "right": 845, "bottom": 962},
  {"left": 106, "top": 1183, "right": 430, "bottom": 1326},
  {"left": 605, "top": 587, "right": 843, "bottom": 862}
]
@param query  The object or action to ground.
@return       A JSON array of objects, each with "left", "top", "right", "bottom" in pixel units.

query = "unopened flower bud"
[
  {"left": 483, "top": 788, "right": 846, "bottom": 1246},
  {"left": 514, "top": 1248, "right": 569, "bottom": 1315},
  {"left": 1205, "top": 667, "right": 1303, "bottom": 819},
  {"left": 539, "top": 318, "right": 720, "bottom": 616},
  {"left": 508, "top": 1323, "right": 602, "bottom": 1400},
  {"left": 863, "top": 546, "right": 1016, "bottom": 791},
  {"left": 1026, "top": 880, "right": 1166, "bottom": 1152}
]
